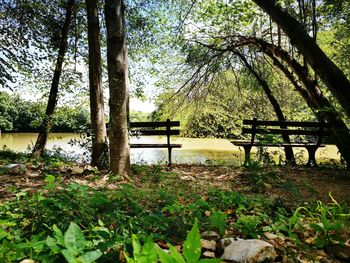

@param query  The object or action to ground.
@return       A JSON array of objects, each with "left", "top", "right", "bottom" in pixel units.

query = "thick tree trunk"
[
  {"left": 86, "top": 0, "right": 108, "bottom": 169},
  {"left": 104, "top": 0, "right": 130, "bottom": 176},
  {"left": 32, "top": 0, "right": 74, "bottom": 156},
  {"left": 234, "top": 51, "right": 295, "bottom": 164},
  {"left": 252, "top": 0, "right": 350, "bottom": 119}
]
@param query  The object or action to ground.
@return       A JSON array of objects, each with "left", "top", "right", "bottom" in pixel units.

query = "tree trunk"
[
  {"left": 32, "top": 0, "right": 74, "bottom": 156},
  {"left": 234, "top": 51, "right": 295, "bottom": 164},
  {"left": 86, "top": 0, "right": 108, "bottom": 169},
  {"left": 252, "top": 0, "right": 350, "bottom": 119},
  {"left": 104, "top": 0, "right": 130, "bottom": 176}
]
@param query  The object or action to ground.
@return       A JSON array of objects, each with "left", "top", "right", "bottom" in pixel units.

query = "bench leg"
[
  {"left": 242, "top": 145, "right": 252, "bottom": 166},
  {"left": 167, "top": 147, "right": 172, "bottom": 168},
  {"left": 306, "top": 147, "right": 318, "bottom": 167}
]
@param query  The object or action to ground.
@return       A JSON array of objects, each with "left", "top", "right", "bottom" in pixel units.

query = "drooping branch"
[{"left": 252, "top": 0, "right": 350, "bottom": 119}]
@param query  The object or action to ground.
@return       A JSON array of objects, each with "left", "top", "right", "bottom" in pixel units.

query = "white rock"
[
  {"left": 19, "top": 260, "right": 36, "bottom": 263},
  {"left": 203, "top": 251, "right": 216, "bottom": 258},
  {"left": 220, "top": 238, "right": 276, "bottom": 263},
  {"left": 201, "top": 239, "right": 216, "bottom": 251}
]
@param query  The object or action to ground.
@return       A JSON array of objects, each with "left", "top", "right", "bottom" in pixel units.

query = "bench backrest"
[
  {"left": 130, "top": 119, "right": 180, "bottom": 144},
  {"left": 242, "top": 118, "right": 331, "bottom": 145}
]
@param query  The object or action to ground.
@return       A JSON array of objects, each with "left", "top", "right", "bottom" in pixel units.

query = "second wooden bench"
[{"left": 231, "top": 118, "right": 331, "bottom": 166}]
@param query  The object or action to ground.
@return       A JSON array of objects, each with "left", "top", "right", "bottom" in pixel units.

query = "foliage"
[
  {"left": 0, "top": 153, "right": 349, "bottom": 261},
  {"left": 126, "top": 220, "right": 220, "bottom": 263}
]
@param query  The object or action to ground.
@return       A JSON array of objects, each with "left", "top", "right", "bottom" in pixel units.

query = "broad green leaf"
[
  {"left": 78, "top": 250, "right": 103, "bottom": 263},
  {"left": 183, "top": 220, "right": 201, "bottom": 263},
  {"left": 168, "top": 244, "right": 186, "bottom": 263},
  {"left": 62, "top": 248, "right": 78, "bottom": 263},
  {"left": 157, "top": 246, "right": 177, "bottom": 263},
  {"left": 131, "top": 234, "right": 142, "bottom": 259},
  {"left": 64, "top": 222, "right": 86, "bottom": 255},
  {"left": 140, "top": 236, "right": 158, "bottom": 263}
]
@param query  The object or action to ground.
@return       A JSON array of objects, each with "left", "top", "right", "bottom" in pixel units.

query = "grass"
[{"left": 0, "top": 150, "right": 349, "bottom": 262}]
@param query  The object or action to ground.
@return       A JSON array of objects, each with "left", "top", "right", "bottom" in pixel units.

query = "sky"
[{"left": 130, "top": 97, "right": 156, "bottom": 112}]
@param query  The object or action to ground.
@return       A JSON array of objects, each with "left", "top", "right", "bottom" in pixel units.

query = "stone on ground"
[{"left": 219, "top": 238, "right": 277, "bottom": 263}]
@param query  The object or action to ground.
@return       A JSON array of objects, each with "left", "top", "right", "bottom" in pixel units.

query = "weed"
[
  {"left": 208, "top": 210, "right": 227, "bottom": 236},
  {"left": 235, "top": 214, "right": 261, "bottom": 238}
]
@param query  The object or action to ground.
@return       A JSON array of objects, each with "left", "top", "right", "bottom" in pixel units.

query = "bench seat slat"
[
  {"left": 130, "top": 143, "right": 182, "bottom": 148},
  {"left": 242, "top": 128, "right": 330, "bottom": 136}
]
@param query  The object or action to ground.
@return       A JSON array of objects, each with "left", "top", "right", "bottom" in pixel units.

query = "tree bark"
[
  {"left": 86, "top": 0, "right": 108, "bottom": 169},
  {"left": 252, "top": 0, "right": 350, "bottom": 119},
  {"left": 32, "top": 0, "right": 74, "bottom": 156},
  {"left": 234, "top": 51, "right": 295, "bottom": 164},
  {"left": 104, "top": 0, "right": 130, "bottom": 176}
]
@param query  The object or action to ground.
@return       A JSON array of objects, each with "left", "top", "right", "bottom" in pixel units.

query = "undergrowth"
[{"left": 0, "top": 152, "right": 349, "bottom": 262}]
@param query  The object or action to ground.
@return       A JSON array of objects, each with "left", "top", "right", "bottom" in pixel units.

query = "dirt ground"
[{"left": 1, "top": 164, "right": 350, "bottom": 206}]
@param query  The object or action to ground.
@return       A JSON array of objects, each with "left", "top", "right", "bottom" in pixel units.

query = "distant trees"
[{"left": 0, "top": 92, "right": 89, "bottom": 132}]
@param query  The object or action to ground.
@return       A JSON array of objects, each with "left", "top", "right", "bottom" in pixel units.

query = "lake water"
[{"left": 0, "top": 133, "right": 341, "bottom": 165}]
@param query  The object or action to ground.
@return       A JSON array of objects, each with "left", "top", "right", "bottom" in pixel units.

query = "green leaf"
[
  {"left": 168, "top": 244, "right": 186, "bottom": 263},
  {"left": 209, "top": 210, "right": 227, "bottom": 236},
  {"left": 131, "top": 234, "right": 142, "bottom": 259},
  {"left": 78, "top": 250, "right": 103, "bottom": 263},
  {"left": 140, "top": 236, "right": 158, "bottom": 263},
  {"left": 183, "top": 220, "right": 201, "bottom": 263},
  {"left": 310, "top": 223, "right": 324, "bottom": 233},
  {"left": 62, "top": 248, "right": 78, "bottom": 263},
  {"left": 157, "top": 246, "right": 177, "bottom": 263},
  {"left": 46, "top": 236, "right": 61, "bottom": 254},
  {"left": 199, "top": 259, "right": 221, "bottom": 263},
  {"left": 64, "top": 222, "right": 86, "bottom": 255},
  {"left": 53, "top": 224, "right": 65, "bottom": 246}
]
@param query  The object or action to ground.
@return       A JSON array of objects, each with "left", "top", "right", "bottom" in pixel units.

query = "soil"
[{"left": 1, "top": 164, "right": 350, "bottom": 206}]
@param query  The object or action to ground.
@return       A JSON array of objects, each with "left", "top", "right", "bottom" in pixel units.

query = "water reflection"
[{"left": 0, "top": 133, "right": 340, "bottom": 165}]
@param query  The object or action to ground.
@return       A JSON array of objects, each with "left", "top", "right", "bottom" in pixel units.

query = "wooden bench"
[
  {"left": 129, "top": 119, "right": 182, "bottom": 166},
  {"left": 231, "top": 118, "right": 331, "bottom": 166}
]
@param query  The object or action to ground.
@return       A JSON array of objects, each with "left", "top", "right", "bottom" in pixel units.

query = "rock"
[
  {"left": 219, "top": 238, "right": 277, "bottom": 263},
  {"left": 19, "top": 260, "right": 36, "bottom": 263},
  {"left": 203, "top": 251, "right": 216, "bottom": 258},
  {"left": 202, "top": 231, "right": 221, "bottom": 241},
  {"left": 201, "top": 239, "right": 216, "bottom": 251},
  {"left": 4, "top": 163, "right": 26, "bottom": 175},
  {"left": 263, "top": 232, "right": 278, "bottom": 240},
  {"left": 71, "top": 166, "right": 84, "bottom": 175}
]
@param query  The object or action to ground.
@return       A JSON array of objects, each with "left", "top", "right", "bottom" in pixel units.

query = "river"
[{"left": 0, "top": 133, "right": 340, "bottom": 165}]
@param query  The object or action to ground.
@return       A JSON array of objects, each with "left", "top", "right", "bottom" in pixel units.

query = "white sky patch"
[{"left": 130, "top": 97, "right": 156, "bottom": 113}]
